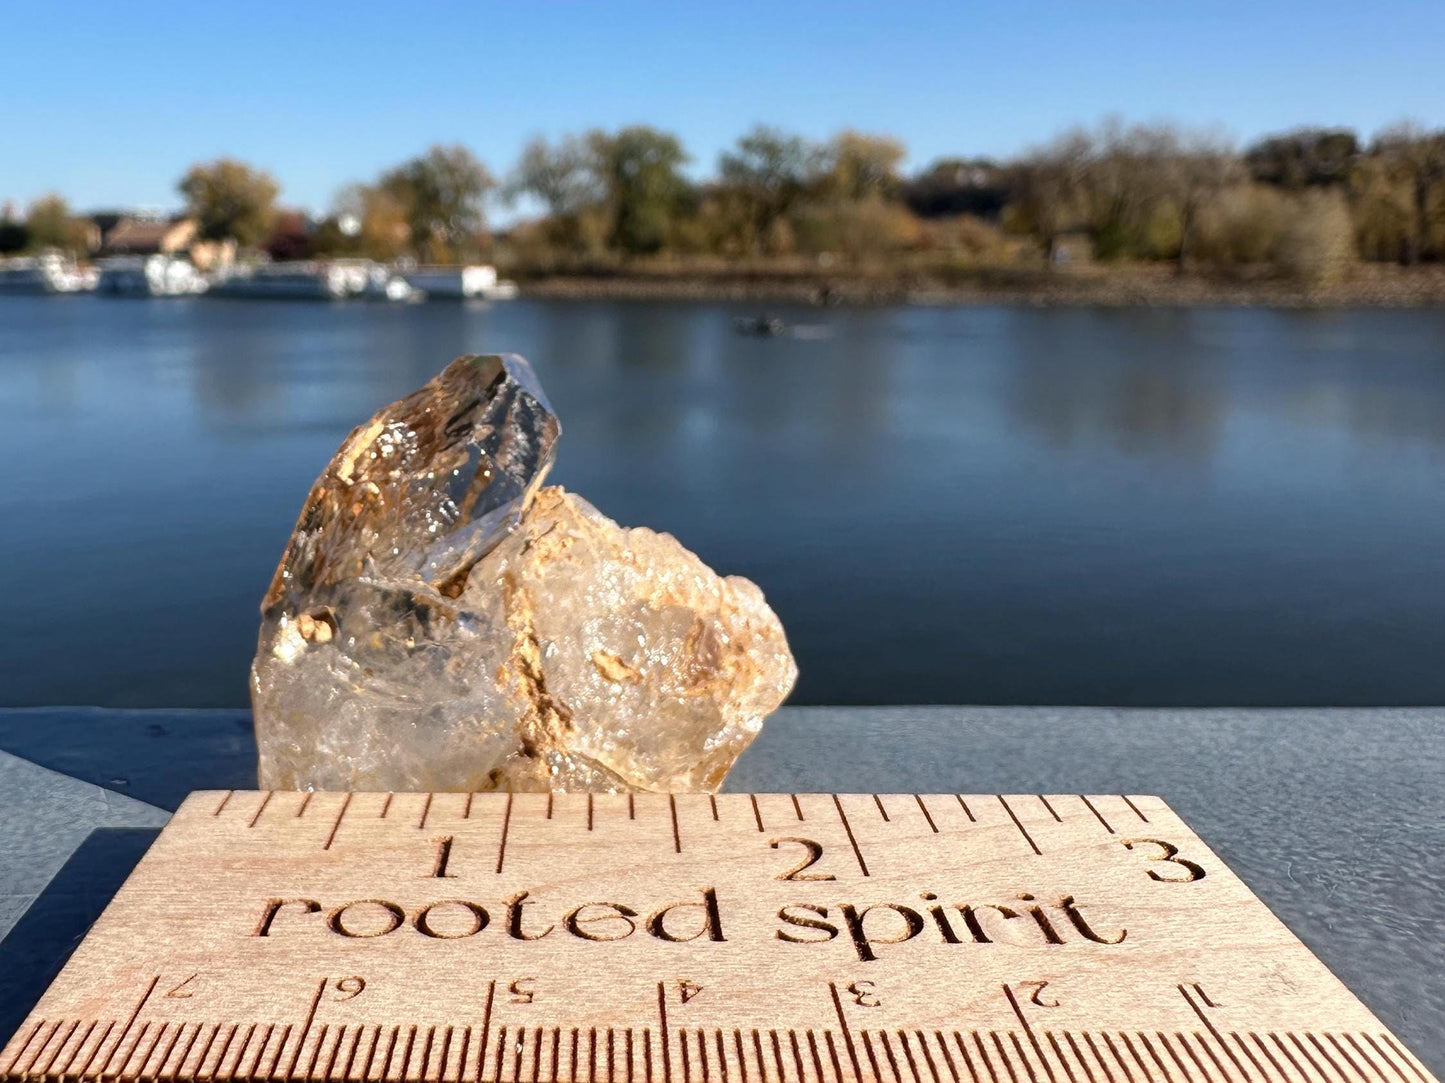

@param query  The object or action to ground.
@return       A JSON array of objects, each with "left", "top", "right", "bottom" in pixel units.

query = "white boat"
[
  {"left": 333, "top": 259, "right": 422, "bottom": 302},
  {"left": 400, "top": 264, "right": 518, "bottom": 300},
  {"left": 96, "top": 255, "right": 207, "bottom": 297},
  {"left": 209, "top": 261, "right": 354, "bottom": 300},
  {"left": 210, "top": 260, "right": 419, "bottom": 301},
  {"left": 0, "top": 253, "right": 97, "bottom": 294}
]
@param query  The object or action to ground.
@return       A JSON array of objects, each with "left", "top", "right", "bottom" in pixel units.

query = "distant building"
[
  {"left": 99, "top": 215, "right": 233, "bottom": 271},
  {"left": 102, "top": 216, "right": 197, "bottom": 255}
]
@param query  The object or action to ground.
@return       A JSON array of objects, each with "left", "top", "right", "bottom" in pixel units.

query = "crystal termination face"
[{"left": 252, "top": 354, "right": 796, "bottom": 793}]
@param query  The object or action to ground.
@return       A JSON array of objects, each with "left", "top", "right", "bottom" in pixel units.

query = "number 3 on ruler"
[{"left": 1121, "top": 839, "right": 1206, "bottom": 882}]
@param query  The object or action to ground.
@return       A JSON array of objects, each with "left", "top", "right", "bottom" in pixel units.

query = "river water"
[{"left": 2, "top": 295, "right": 1444, "bottom": 708}]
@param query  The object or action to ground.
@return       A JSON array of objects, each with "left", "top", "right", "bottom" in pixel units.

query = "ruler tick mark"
[
  {"left": 98, "top": 975, "right": 158, "bottom": 1079},
  {"left": 1363, "top": 1033, "right": 1412, "bottom": 1083},
  {"left": 750, "top": 795, "right": 765, "bottom": 832},
  {"left": 828, "top": 984, "right": 864, "bottom": 1083},
  {"left": 915, "top": 795, "right": 939, "bottom": 832},
  {"left": 670, "top": 795, "right": 682, "bottom": 853},
  {"left": 791, "top": 794, "right": 804, "bottom": 821},
  {"left": 284, "top": 978, "right": 328, "bottom": 1079},
  {"left": 1308, "top": 1033, "right": 1351, "bottom": 1083},
  {"left": 1038, "top": 796, "right": 1062, "bottom": 823},
  {"left": 997, "top": 796, "right": 1042, "bottom": 856},
  {"left": 1079, "top": 797, "right": 1115, "bottom": 835},
  {"left": 1002, "top": 987, "right": 1054, "bottom": 1083},
  {"left": 915, "top": 1030, "right": 944, "bottom": 1083},
  {"left": 474, "top": 981, "right": 496, "bottom": 1082},
  {"left": 956, "top": 795, "right": 976, "bottom": 822},
  {"left": 379, "top": 793, "right": 393, "bottom": 819},
  {"left": 656, "top": 985, "right": 672, "bottom": 1083},
  {"left": 496, "top": 794, "right": 514, "bottom": 873},
  {"left": 247, "top": 791, "right": 273, "bottom": 828},
  {"left": 297, "top": 791, "right": 313, "bottom": 817},
  {"left": 1098, "top": 1029, "right": 1132, "bottom": 1081},
  {"left": 1338, "top": 1034, "right": 1389, "bottom": 1083},
  {"left": 1121, "top": 796, "right": 1149, "bottom": 823},
  {"left": 832, "top": 795, "right": 870, "bottom": 875},
  {"left": 1225, "top": 1033, "right": 1269, "bottom": 1083},
  {"left": 4, "top": 1020, "right": 44, "bottom": 1077},
  {"left": 1177, "top": 985, "right": 1249, "bottom": 1082},
  {"left": 824, "top": 1032, "right": 844, "bottom": 1083},
  {"left": 322, "top": 793, "right": 351, "bottom": 850},
  {"left": 935, "top": 1033, "right": 963, "bottom": 1083},
  {"left": 463, "top": 792, "right": 474, "bottom": 820},
  {"left": 418, "top": 793, "right": 433, "bottom": 829},
  {"left": 1380, "top": 1033, "right": 1430, "bottom": 1083},
  {"left": 213, "top": 791, "right": 233, "bottom": 816},
  {"left": 1289, "top": 1033, "right": 1333, "bottom": 1083},
  {"left": 1324, "top": 1034, "right": 1371, "bottom": 1083},
  {"left": 708, "top": 794, "right": 717, "bottom": 822},
  {"left": 1115, "top": 1029, "right": 1150, "bottom": 1081},
  {"left": 1063, "top": 1034, "right": 1098, "bottom": 1083},
  {"left": 589, "top": 794, "right": 595, "bottom": 832},
  {"left": 1132, "top": 1035, "right": 1170, "bottom": 1083},
  {"left": 1045, "top": 1034, "right": 1079, "bottom": 1083},
  {"left": 1006, "top": 1033, "right": 1037, "bottom": 1083},
  {"left": 1150, "top": 1029, "right": 1184, "bottom": 1081}
]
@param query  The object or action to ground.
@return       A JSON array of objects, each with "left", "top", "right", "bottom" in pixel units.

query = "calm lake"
[{"left": 3, "top": 295, "right": 1445, "bottom": 708}]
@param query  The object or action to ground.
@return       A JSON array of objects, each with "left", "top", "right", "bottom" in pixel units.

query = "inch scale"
[{"left": 1, "top": 792, "right": 1436, "bottom": 1083}]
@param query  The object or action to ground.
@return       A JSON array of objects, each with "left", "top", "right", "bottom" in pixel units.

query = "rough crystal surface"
[{"left": 252, "top": 355, "right": 795, "bottom": 792}]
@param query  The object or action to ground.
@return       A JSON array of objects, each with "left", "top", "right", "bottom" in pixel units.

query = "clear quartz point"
[{"left": 252, "top": 354, "right": 795, "bottom": 793}]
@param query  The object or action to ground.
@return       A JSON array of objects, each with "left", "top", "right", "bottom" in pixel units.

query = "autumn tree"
[
  {"left": 718, "top": 125, "right": 816, "bottom": 253},
  {"left": 24, "top": 194, "right": 92, "bottom": 255},
  {"left": 586, "top": 126, "right": 690, "bottom": 255},
  {"left": 506, "top": 136, "right": 598, "bottom": 217},
  {"left": 177, "top": 158, "right": 280, "bottom": 247},
  {"left": 816, "top": 131, "right": 906, "bottom": 201},
  {"left": 504, "top": 136, "right": 605, "bottom": 256},
  {"left": 379, "top": 145, "right": 495, "bottom": 262},
  {"left": 331, "top": 183, "right": 412, "bottom": 261}
]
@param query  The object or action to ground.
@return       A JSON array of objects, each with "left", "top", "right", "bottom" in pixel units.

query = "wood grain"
[{"left": 0, "top": 793, "right": 1435, "bottom": 1083}]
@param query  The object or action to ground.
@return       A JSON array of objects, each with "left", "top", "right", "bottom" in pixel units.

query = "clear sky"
[{"left": 3, "top": 0, "right": 1441, "bottom": 216}]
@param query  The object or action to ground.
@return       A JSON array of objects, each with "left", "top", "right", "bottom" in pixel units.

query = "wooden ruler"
[{"left": 1, "top": 792, "right": 1436, "bottom": 1083}]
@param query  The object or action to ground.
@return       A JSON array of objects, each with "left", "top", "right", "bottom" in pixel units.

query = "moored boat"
[
  {"left": 0, "top": 253, "right": 97, "bottom": 294},
  {"left": 209, "top": 261, "right": 354, "bottom": 300},
  {"left": 96, "top": 255, "right": 207, "bottom": 296},
  {"left": 400, "top": 264, "right": 518, "bottom": 300}
]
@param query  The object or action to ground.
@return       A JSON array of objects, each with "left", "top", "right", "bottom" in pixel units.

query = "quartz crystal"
[{"left": 252, "top": 354, "right": 796, "bottom": 792}]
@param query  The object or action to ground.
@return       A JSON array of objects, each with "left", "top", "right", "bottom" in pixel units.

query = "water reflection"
[{"left": 2, "top": 295, "right": 1444, "bottom": 708}]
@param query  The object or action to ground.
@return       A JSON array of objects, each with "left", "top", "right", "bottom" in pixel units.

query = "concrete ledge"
[{"left": 0, "top": 706, "right": 1440, "bottom": 1070}]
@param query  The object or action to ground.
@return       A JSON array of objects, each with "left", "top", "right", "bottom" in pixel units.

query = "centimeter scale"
[{"left": 1, "top": 792, "right": 1437, "bottom": 1083}]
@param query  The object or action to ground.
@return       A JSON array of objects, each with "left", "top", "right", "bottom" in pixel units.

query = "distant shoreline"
[{"left": 516, "top": 265, "right": 1445, "bottom": 308}]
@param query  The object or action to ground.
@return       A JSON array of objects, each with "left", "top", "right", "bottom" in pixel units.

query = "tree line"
[{"left": 4, "top": 119, "right": 1444, "bottom": 282}]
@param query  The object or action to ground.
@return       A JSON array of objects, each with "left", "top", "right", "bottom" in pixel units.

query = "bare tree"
[
  {"left": 1008, "top": 130, "right": 1092, "bottom": 264},
  {"left": 1370, "top": 123, "right": 1445, "bottom": 264}
]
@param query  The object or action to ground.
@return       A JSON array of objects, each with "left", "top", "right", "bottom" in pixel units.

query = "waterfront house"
[{"left": 101, "top": 215, "right": 234, "bottom": 271}]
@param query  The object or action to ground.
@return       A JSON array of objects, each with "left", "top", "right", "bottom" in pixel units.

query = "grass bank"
[{"left": 514, "top": 262, "right": 1445, "bottom": 307}]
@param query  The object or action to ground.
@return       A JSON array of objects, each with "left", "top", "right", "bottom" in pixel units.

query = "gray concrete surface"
[{"left": 0, "top": 706, "right": 1439, "bottom": 1068}]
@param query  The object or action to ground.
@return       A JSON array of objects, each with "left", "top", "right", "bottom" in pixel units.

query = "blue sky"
[{"left": 2, "top": 0, "right": 1441, "bottom": 216}]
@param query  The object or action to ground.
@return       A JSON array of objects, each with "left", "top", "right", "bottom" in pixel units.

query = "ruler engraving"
[{"left": 0, "top": 794, "right": 1435, "bottom": 1083}]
